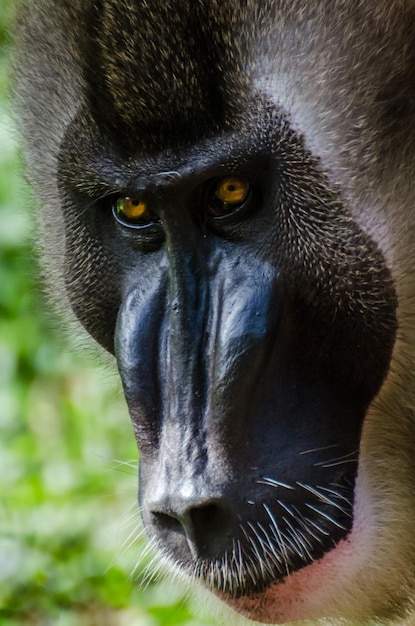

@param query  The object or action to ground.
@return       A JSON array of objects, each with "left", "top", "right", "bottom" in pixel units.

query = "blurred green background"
[{"left": 0, "top": 1, "right": 216, "bottom": 624}]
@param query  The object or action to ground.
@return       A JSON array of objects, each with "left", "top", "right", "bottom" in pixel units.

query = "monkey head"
[{"left": 15, "top": 0, "right": 415, "bottom": 624}]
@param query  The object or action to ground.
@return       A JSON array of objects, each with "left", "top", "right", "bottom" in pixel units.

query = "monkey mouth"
[
  {"left": 191, "top": 543, "right": 303, "bottom": 598},
  {"left": 190, "top": 528, "right": 343, "bottom": 599}
]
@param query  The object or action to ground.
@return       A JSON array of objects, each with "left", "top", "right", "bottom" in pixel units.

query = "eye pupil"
[
  {"left": 113, "top": 195, "right": 161, "bottom": 231},
  {"left": 116, "top": 197, "right": 147, "bottom": 220},
  {"left": 216, "top": 177, "right": 249, "bottom": 203},
  {"left": 112, "top": 195, "right": 163, "bottom": 237},
  {"left": 209, "top": 176, "right": 251, "bottom": 218}
]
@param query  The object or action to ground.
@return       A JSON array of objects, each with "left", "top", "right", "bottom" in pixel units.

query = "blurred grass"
[{"left": 0, "top": 1, "right": 215, "bottom": 624}]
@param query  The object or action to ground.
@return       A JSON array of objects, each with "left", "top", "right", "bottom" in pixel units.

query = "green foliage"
[{"left": 0, "top": 4, "right": 216, "bottom": 625}]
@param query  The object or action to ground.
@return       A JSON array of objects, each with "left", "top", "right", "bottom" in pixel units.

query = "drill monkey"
[{"left": 15, "top": 1, "right": 415, "bottom": 623}]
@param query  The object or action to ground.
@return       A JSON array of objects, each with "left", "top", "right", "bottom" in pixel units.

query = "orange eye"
[
  {"left": 215, "top": 177, "right": 250, "bottom": 205},
  {"left": 116, "top": 197, "right": 148, "bottom": 221},
  {"left": 207, "top": 176, "right": 251, "bottom": 218},
  {"left": 112, "top": 195, "right": 164, "bottom": 242}
]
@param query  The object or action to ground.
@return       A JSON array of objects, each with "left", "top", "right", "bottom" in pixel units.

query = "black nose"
[{"left": 149, "top": 496, "right": 234, "bottom": 560}]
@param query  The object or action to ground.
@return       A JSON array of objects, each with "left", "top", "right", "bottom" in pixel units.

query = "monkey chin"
[{"left": 215, "top": 534, "right": 357, "bottom": 624}]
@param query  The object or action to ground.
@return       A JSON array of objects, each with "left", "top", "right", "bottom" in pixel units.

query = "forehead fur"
[{"left": 79, "top": 0, "right": 257, "bottom": 145}]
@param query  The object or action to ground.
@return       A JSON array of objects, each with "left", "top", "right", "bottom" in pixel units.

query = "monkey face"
[
  {"left": 58, "top": 98, "right": 397, "bottom": 597},
  {"left": 16, "top": 0, "right": 415, "bottom": 623}
]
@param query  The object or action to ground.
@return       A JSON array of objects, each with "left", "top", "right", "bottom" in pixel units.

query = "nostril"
[
  {"left": 152, "top": 511, "right": 184, "bottom": 533},
  {"left": 189, "top": 502, "right": 228, "bottom": 532},
  {"left": 149, "top": 499, "right": 234, "bottom": 559}
]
